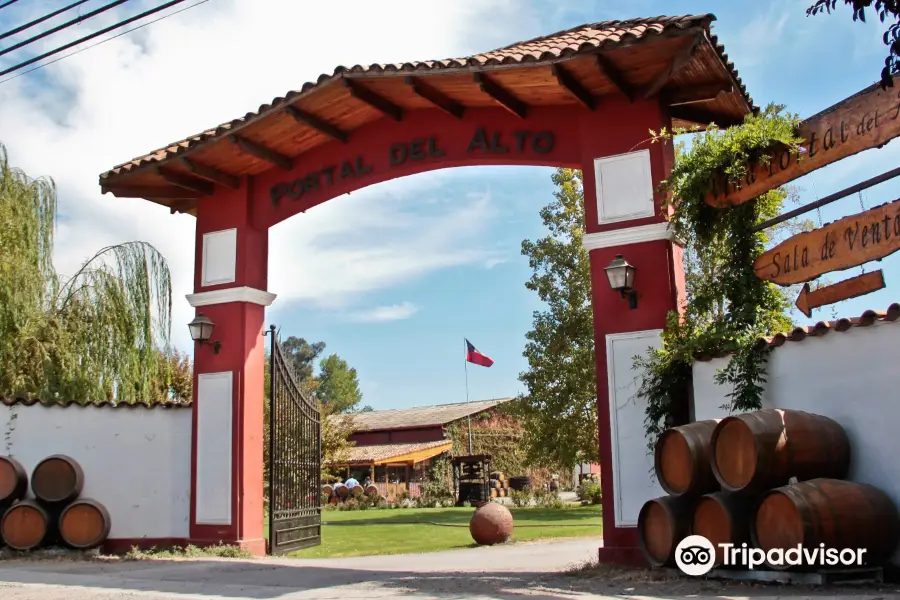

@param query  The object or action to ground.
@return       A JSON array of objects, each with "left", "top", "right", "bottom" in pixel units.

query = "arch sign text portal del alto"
[{"left": 100, "top": 13, "right": 755, "bottom": 563}]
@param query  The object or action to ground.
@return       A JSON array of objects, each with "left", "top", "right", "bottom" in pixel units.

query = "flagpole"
[{"left": 464, "top": 338, "right": 473, "bottom": 455}]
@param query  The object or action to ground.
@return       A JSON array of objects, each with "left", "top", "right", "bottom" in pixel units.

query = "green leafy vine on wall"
[
  {"left": 634, "top": 104, "right": 805, "bottom": 452},
  {"left": 446, "top": 409, "right": 528, "bottom": 476}
]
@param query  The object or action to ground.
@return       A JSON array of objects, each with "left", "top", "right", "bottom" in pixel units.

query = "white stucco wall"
[
  {"left": 1, "top": 403, "right": 192, "bottom": 540},
  {"left": 692, "top": 318, "right": 900, "bottom": 561}
]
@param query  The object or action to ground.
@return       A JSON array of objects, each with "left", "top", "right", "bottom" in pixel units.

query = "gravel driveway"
[{"left": 0, "top": 537, "right": 897, "bottom": 600}]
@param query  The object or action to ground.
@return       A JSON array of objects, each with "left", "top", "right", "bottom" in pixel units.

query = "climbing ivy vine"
[{"left": 634, "top": 104, "right": 806, "bottom": 451}]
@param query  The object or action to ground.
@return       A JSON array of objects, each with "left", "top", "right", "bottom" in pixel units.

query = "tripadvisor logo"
[{"left": 674, "top": 535, "right": 867, "bottom": 576}]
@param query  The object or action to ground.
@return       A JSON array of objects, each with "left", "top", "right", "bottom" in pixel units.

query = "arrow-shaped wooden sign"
[
  {"left": 795, "top": 270, "right": 885, "bottom": 318},
  {"left": 704, "top": 75, "right": 900, "bottom": 208},
  {"left": 755, "top": 197, "right": 900, "bottom": 285}
]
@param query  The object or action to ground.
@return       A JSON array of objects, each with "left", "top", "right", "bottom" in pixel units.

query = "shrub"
[
  {"left": 577, "top": 481, "right": 602, "bottom": 505},
  {"left": 509, "top": 489, "right": 533, "bottom": 507},
  {"left": 419, "top": 457, "right": 455, "bottom": 507},
  {"left": 533, "top": 489, "right": 566, "bottom": 509}
]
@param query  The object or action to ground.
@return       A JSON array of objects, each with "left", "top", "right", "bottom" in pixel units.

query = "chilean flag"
[{"left": 465, "top": 339, "right": 494, "bottom": 368}]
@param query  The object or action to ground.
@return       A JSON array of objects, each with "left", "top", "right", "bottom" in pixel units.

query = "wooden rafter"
[
  {"left": 670, "top": 105, "right": 742, "bottom": 128},
  {"left": 156, "top": 167, "right": 214, "bottom": 195},
  {"left": 595, "top": 54, "right": 635, "bottom": 101},
  {"left": 643, "top": 34, "right": 702, "bottom": 100},
  {"left": 664, "top": 83, "right": 733, "bottom": 107},
  {"left": 404, "top": 76, "right": 465, "bottom": 119},
  {"left": 550, "top": 64, "right": 596, "bottom": 110},
  {"left": 284, "top": 105, "right": 349, "bottom": 143},
  {"left": 181, "top": 157, "right": 240, "bottom": 189},
  {"left": 343, "top": 79, "right": 403, "bottom": 121},
  {"left": 230, "top": 135, "right": 293, "bottom": 171},
  {"left": 101, "top": 185, "right": 202, "bottom": 199},
  {"left": 473, "top": 72, "right": 527, "bottom": 119}
]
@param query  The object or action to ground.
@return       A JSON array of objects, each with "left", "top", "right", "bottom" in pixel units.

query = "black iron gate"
[{"left": 267, "top": 325, "right": 321, "bottom": 554}]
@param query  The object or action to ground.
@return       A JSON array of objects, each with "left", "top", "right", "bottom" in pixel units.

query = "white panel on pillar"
[
  {"left": 606, "top": 329, "right": 665, "bottom": 527},
  {"left": 201, "top": 228, "right": 237, "bottom": 287},
  {"left": 195, "top": 371, "right": 233, "bottom": 525},
  {"left": 594, "top": 149, "right": 654, "bottom": 225}
]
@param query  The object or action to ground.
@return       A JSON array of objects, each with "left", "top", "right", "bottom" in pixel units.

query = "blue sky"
[{"left": 2, "top": 0, "right": 899, "bottom": 410}]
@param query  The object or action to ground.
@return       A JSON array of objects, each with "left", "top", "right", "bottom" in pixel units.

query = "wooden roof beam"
[
  {"left": 343, "top": 79, "right": 403, "bottom": 121},
  {"left": 670, "top": 105, "right": 743, "bottom": 128},
  {"left": 595, "top": 54, "right": 635, "bottom": 101},
  {"left": 156, "top": 167, "right": 214, "bottom": 195},
  {"left": 550, "top": 64, "right": 596, "bottom": 111},
  {"left": 642, "top": 34, "right": 702, "bottom": 100},
  {"left": 664, "top": 83, "right": 733, "bottom": 107},
  {"left": 181, "top": 157, "right": 240, "bottom": 189},
  {"left": 230, "top": 135, "right": 293, "bottom": 171},
  {"left": 404, "top": 76, "right": 465, "bottom": 119},
  {"left": 473, "top": 72, "right": 527, "bottom": 119},
  {"left": 101, "top": 185, "right": 203, "bottom": 200},
  {"left": 285, "top": 105, "right": 349, "bottom": 143}
]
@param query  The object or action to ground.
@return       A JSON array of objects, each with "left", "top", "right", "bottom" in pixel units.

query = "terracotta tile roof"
[
  {"left": 695, "top": 303, "right": 900, "bottom": 362},
  {"left": 351, "top": 398, "right": 513, "bottom": 432},
  {"left": 343, "top": 440, "right": 452, "bottom": 465},
  {"left": 0, "top": 398, "right": 191, "bottom": 409},
  {"left": 100, "top": 13, "right": 752, "bottom": 180}
]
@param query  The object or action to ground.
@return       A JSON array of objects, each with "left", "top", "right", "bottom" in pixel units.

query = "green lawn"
[{"left": 285, "top": 505, "right": 602, "bottom": 559}]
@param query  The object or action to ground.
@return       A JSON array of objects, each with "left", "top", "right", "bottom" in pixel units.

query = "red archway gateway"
[{"left": 100, "top": 13, "right": 753, "bottom": 562}]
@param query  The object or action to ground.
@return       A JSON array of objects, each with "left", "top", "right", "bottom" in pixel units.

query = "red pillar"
[
  {"left": 577, "top": 99, "right": 685, "bottom": 565},
  {"left": 186, "top": 180, "right": 270, "bottom": 556}
]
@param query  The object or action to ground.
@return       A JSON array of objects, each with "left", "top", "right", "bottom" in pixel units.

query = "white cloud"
[
  {"left": 0, "top": 0, "right": 538, "bottom": 351},
  {"left": 484, "top": 257, "right": 508, "bottom": 269},
  {"left": 349, "top": 301, "right": 420, "bottom": 323}
]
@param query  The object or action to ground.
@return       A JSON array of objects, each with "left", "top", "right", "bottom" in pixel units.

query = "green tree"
[
  {"left": 152, "top": 349, "right": 193, "bottom": 403},
  {"left": 281, "top": 336, "right": 326, "bottom": 380},
  {"left": 514, "top": 168, "right": 598, "bottom": 470},
  {"left": 0, "top": 143, "right": 174, "bottom": 403},
  {"left": 315, "top": 353, "right": 363, "bottom": 414}
]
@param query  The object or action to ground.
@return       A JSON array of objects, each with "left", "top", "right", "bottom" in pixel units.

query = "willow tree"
[{"left": 0, "top": 143, "right": 174, "bottom": 403}]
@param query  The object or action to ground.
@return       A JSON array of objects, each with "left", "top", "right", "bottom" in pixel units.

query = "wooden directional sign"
[
  {"left": 705, "top": 75, "right": 900, "bottom": 208},
  {"left": 755, "top": 198, "right": 900, "bottom": 285},
  {"left": 795, "top": 270, "right": 885, "bottom": 318}
]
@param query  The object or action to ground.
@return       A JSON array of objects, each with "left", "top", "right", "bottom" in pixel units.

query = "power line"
[
  {"left": 0, "top": 0, "right": 134, "bottom": 58},
  {"left": 1, "top": 0, "right": 210, "bottom": 84},
  {"left": 1, "top": 0, "right": 193, "bottom": 77},
  {"left": 0, "top": 0, "right": 22, "bottom": 11},
  {"left": 1, "top": 1, "right": 92, "bottom": 42}
]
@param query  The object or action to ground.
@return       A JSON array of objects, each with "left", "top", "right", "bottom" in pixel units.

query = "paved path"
[{"left": 0, "top": 538, "right": 896, "bottom": 600}]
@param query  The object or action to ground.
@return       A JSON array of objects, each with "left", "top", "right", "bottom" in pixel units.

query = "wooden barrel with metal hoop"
[
  {"left": 0, "top": 456, "right": 28, "bottom": 507},
  {"left": 654, "top": 420, "right": 721, "bottom": 496},
  {"left": 637, "top": 495, "right": 695, "bottom": 567},
  {"left": 1, "top": 500, "right": 51, "bottom": 551},
  {"left": 753, "top": 479, "right": 900, "bottom": 570},
  {"left": 31, "top": 454, "right": 85, "bottom": 504},
  {"left": 59, "top": 498, "right": 111, "bottom": 550},
  {"left": 691, "top": 491, "right": 757, "bottom": 566},
  {"left": 711, "top": 409, "right": 850, "bottom": 493}
]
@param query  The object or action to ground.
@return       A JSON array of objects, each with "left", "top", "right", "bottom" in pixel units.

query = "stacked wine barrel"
[
  {"left": 488, "top": 472, "right": 511, "bottom": 498},
  {"left": 0, "top": 454, "right": 111, "bottom": 552},
  {"left": 638, "top": 409, "right": 900, "bottom": 571}
]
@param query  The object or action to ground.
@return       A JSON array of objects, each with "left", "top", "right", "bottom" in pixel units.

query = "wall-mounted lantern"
[
  {"left": 188, "top": 313, "right": 221, "bottom": 354},
  {"left": 604, "top": 254, "right": 638, "bottom": 310}
]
